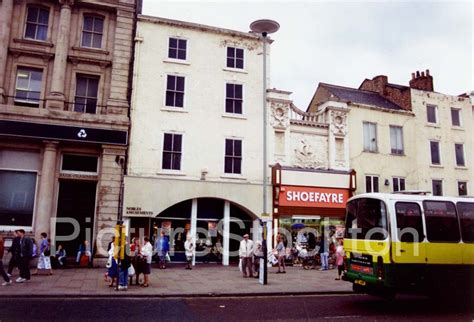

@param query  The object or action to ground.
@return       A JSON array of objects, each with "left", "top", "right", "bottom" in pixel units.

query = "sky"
[{"left": 142, "top": 0, "right": 473, "bottom": 109}]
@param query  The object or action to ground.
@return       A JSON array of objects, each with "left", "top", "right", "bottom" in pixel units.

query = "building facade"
[
  {"left": 0, "top": 0, "right": 139, "bottom": 257},
  {"left": 309, "top": 71, "right": 473, "bottom": 197},
  {"left": 124, "top": 16, "right": 271, "bottom": 265}
]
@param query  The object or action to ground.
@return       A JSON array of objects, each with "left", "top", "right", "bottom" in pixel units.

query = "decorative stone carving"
[
  {"left": 294, "top": 138, "right": 324, "bottom": 169},
  {"left": 270, "top": 102, "right": 289, "bottom": 128},
  {"left": 330, "top": 110, "right": 348, "bottom": 136}
]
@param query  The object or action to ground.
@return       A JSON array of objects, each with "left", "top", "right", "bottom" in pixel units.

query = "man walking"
[
  {"left": 16, "top": 229, "right": 33, "bottom": 283},
  {"left": 239, "top": 234, "right": 254, "bottom": 278},
  {"left": 7, "top": 230, "right": 20, "bottom": 277}
]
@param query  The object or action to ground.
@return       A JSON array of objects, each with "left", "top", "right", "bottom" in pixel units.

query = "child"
[{"left": 335, "top": 239, "right": 344, "bottom": 280}]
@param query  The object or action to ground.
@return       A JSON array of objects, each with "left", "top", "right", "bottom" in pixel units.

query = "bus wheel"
[{"left": 352, "top": 283, "right": 366, "bottom": 293}]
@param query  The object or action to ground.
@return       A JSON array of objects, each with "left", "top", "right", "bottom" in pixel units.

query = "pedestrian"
[
  {"left": 107, "top": 237, "right": 117, "bottom": 287},
  {"left": 16, "top": 229, "right": 33, "bottom": 283},
  {"left": 239, "top": 233, "right": 254, "bottom": 278},
  {"left": 7, "top": 230, "right": 20, "bottom": 277},
  {"left": 274, "top": 235, "right": 286, "bottom": 274},
  {"left": 318, "top": 231, "right": 329, "bottom": 271},
  {"left": 156, "top": 231, "right": 169, "bottom": 269},
  {"left": 1, "top": 236, "right": 12, "bottom": 286},
  {"left": 129, "top": 237, "right": 141, "bottom": 285},
  {"left": 118, "top": 242, "right": 131, "bottom": 291},
  {"left": 335, "top": 239, "right": 344, "bottom": 280},
  {"left": 32, "top": 232, "right": 52, "bottom": 275},
  {"left": 140, "top": 237, "right": 153, "bottom": 287},
  {"left": 184, "top": 234, "right": 194, "bottom": 270},
  {"left": 253, "top": 240, "right": 264, "bottom": 278}
]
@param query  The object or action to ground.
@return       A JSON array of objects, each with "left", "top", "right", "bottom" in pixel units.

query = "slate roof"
[{"left": 319, "top": 83, "right": 404, "bottom": 111}]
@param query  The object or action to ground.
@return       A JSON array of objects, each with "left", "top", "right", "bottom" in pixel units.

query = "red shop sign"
[{"left": 278, "top": 186, "right": 349, "bottom": 209}]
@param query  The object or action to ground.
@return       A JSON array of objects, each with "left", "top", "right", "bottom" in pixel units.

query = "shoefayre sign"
[{"left": 125, "top": 207, "right": 153, "bottom": 216}]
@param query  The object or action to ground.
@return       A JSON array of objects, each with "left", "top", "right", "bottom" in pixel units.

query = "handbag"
[
  {"left": 106, "top": 257, "right": 112, "bottom": 268},
  {"left": 128, "top": 264, "right": 135, "bottom": 276}
]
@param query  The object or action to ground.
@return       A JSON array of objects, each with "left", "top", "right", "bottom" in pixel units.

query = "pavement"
[{"left": 0, "top": 263, "right": 353, "bottom": 298}]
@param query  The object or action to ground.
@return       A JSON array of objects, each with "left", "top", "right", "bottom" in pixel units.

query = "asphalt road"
[{"left": 0, "top": 294, "right": 472, "bottom": 321}]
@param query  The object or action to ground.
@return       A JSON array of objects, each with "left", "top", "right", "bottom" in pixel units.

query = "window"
[
  {"left": 457, "top": 202, "right": 474, "bottom": 242},
  {"left": 365, "top": 175, "right": 379, "bottom": 193},
  {"left": 168, "top": 38, "right": 186, "bottom": 60},
  {"left": 0, "top": 170, "right": 37, "bottom": 226},
  {"left": 74, "top": 75, "right": 99, "bottom": 114},
  {"left": 423, "top": 201, "right": 460, "bottom": 242},
  {"left": 392, "top": 177, "right": 406, "bottom": 192},
  {"left": 427, "top": 105, "right": 437, "bottom": 123},
  {"left": 227, "top": 47, "right": 244, "bottom": 69},
  {"left": 345, "top": 198, "right": 388, "bottom": 240},
  {"left": 455, "top": 143, "right": 465, "bottom": 167},
  {"left": 224, "top": 139, "right": 242, "bottom": 174},
  {"left": 225, "top": 83, "right": 243, "bottom": 114},
  {"left": 458, "top": 181, "right": 468, "bottom": 196},
  {"left": 81, "top": 15, "right": 104, "bottom": 48},
  {"left": 363, "top": 122, "right": 377, "bottom": 152},
  {"left": 25, "top": 6, "right": 49, "bottom": 41},
  {"left": 451, "top": 108, "right": 461, "bottom": 126},
  {"left": 390, "top": 126, "right": 404, "bottom": 155},
  {"left": 61, "top": 155, "right": 98, "bottom": 173},
  {"left": 14, "top": 67, "right": 43, "bottom": 107},
  {"left": 430, "top": 141, "right": 440, "bottom": 165},
  {"left": 162, "top": 133, "right": 182, "bottom": 170},
  {"left": 432, "top": 180, "right": 443, "bottom": 196},
  {"left": 395, "top": 202, "right": 423, "bottom": 242},
  {"left": 165, "top": 75, "right": 185, "bottom": 108}
]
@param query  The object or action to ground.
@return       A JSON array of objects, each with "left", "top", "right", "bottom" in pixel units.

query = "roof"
[{"left": 319, "top": 83, "right": 404, "bottom": 111}]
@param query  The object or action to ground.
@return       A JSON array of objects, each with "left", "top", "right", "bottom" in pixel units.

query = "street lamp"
[{"left": 250, "top": 19, "right": 279, "bottom": 285}]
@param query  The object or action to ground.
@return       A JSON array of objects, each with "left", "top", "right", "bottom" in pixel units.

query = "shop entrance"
[{"left": 55, "top": 180, "right": 97, "bottom": 257}]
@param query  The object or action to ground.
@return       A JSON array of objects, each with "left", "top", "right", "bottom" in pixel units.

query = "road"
[{"left": 0, "top": 294, "right": 472, "bottom": 321}]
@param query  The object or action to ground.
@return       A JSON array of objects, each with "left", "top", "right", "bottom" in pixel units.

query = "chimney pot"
[
  {"left": 426, "top": 69, "right": 430, "bottom": 76},
  {"left": 421, "top": 71, "right": 425, "bottom": 77},
  {"left": 416, "top": 71, "right": 420, "bottom": 77},
  {"left": 411, "top": 73, "right": 415, "bottom": 80}
]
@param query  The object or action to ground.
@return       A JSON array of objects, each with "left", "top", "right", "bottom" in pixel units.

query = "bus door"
[
  {"left": 457, "top": 202, "right": 474, "bottom": 265},
  {"left": 422, "top": 201, "right": 462, "bottom": 265},
  {"left": 391, "top": 202, "right": 426, "bottom": 264}
]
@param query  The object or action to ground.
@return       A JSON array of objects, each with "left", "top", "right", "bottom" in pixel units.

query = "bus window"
[
  {"left": 423, "top": 201, "right": 460, "bottom": 242},
  {"left": 395, "top": 202, "right": 423, "bottom": 242},
  {"left": 345, "top": 198, "right": 388, "bottom": 240},
  {"left": 457, "top": 202, "right": 474, "bottom": 243}
]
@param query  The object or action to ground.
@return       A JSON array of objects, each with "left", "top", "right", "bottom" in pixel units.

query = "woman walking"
[
  {"left": 1, "top": 237, "right": 12, "bottom": 286},
  {"left": 140, "top": 237, "right": 153, "bottom": 287},
  {"left": 275, "top": 235, "right": 286, "bottom": 274},
  {"left": 107, "top": 237, "right": 117, "bottom": 287},
  {"left": 184, "top": 234, "right": 194, "bottom": 270},
  {"left": 335, "top": 239, "right": 345, "bottom": 280},
  {"left": 33, "top": 233, "right": 52, "bottom": 275}
]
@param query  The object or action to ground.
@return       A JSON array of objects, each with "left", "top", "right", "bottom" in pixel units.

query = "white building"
[{"left": 124, "top": 16, "right": 271, "bottom": 265}]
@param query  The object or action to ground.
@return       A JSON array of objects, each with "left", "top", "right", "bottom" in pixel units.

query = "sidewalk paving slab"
[{"left": 1, "top": 264, "right": 353, "bottom": 298}]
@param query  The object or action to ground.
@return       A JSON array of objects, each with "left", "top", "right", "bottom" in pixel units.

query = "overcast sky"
[{"left": 142, "top": 0, "right": 473, "bottom": 109}]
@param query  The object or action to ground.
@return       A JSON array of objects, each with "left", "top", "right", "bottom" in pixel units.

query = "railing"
[{"left": 289, "top": 103, "right": 325, "bottom": 126}]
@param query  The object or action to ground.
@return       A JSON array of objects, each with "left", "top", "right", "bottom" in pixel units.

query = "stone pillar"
[
  {"left": 190, "top": 198, "right": 198, "bottom": 266},
  {"left": 0, "top": 0, "right": 14, "bottom": 103},
  {"left": 223, "top": 201, "right": 230, "bottom": 266},
  {"left": 46, "top": 1, "right": 73, "bottom": 109},
  {"left": 34, "top": 141, "right": 58, "bottom": 240}
]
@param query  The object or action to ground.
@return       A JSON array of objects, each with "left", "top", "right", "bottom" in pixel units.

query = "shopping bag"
[
  {"left": 239, "top": 258, "right": 243, "bottom": 272},
  {"left": 165, "top": 253, "right": 171, "bottom": 262},
  {"left": 128, "top": 264, "right": 135, "bottom": 276}
]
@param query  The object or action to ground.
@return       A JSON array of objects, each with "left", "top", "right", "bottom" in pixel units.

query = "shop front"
[{"left": 272, "top": 165, "right": 356, "bottom": 255}]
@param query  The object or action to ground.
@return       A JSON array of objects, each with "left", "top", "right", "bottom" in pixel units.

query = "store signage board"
[{"left": 278, "top": 186, "right": 349, "bottom": 209}]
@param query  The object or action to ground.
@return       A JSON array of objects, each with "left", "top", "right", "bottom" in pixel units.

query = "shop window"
[
  {"left": 365, "top": 175, "right": 379, "bottom": 193},
  {"left": 25, "top": 6, "right": 49, "bottom": 41},
  {"left": 14, "top": 67, "right": 43, "bottom": 107},
  {"left": 225, "top": 83, "right": 243, "bottom": 114},
  {"left": 74, "top": 74, "right": 99, "bottom": 114},
  {"left": 165, "top": 75, "right": 185, "bottom": 108},
  {"left": 423, "top": 201, "right": 460, "bottom": 242},
  {"left": 61, "top": 154, "right": 98, "bottom": 173},
  {"left": 395, "top": 202, "right": 423, "bottom": 242},
  {"left": 457, "top": 202, "right": 474, "bottom": 242},
  {"left": 227, "top": 47, "right": 244, "bottom": 69},
  {"left": 0, "top": 170, "right": 37, "bottom": 226},
  {"left": 224, "top": 139, "right": 242, "bottom": 174},
  {"left": 363, "top": 122, "right": 377, "bottom": 152},
  {"left": 162, "top": 133, "right": 182, "bottom": 170},
  {"left": 81, "top": 15, "right": 104, "bottom": 49},
  {"left": 168, "top": 37, "right": 187, "bottom": 60}
]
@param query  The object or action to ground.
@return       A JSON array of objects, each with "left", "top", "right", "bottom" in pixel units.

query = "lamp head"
[{"left": 250, "top": 19, "right": 280, "bottom": 36}]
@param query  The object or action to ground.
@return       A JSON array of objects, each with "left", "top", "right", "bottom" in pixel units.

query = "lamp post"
[{"left": 250, "top": 19, "right": 279, "bottom": 285}]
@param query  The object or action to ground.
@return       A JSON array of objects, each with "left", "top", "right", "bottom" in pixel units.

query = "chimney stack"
[{"left": 409, "top": 69, "right": 434, "bottom": 92}]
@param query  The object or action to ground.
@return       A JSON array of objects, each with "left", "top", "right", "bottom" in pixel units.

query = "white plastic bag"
[
  {"left": 128, "top": 264, "right": 135, "bottom": 276},
  {"left": 239, "top": 258, "right": 243, "bottom": 272}
]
